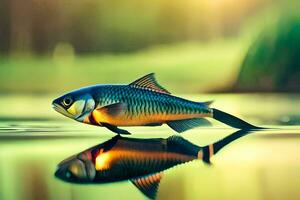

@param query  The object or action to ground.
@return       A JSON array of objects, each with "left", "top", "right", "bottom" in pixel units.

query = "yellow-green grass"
[{"left": 0, "top": 39, "right": 249, "bottom": 94}]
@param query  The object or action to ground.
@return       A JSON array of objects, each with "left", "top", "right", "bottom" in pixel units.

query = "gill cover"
[{"left": 67, "top": 99, "right": 85, "bottom": 116}]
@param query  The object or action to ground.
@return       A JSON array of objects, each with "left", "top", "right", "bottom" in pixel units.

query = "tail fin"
[{"left": 212, "top": 108, "right": 263, "bottom": 130}]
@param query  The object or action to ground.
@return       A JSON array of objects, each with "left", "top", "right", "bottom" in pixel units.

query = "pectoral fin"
[
  {"left": 167, "top": 118, "right": 212, "bottom": 133},
  {"left": 96, "top": 102, "right": 127, "bottom": 117},
  {"left": 130, "top": 172, "right": 163, "bottom": 199},
  {"left": 91, "top": 102, "right": 127, "bottom": 124}
]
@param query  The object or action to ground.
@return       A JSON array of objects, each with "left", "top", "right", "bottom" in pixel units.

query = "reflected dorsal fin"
[
  {"left": 129, "top": 73, "right": 171, "bottom": 94},
  {"left": 130, "top": 172, "right": 163, "bottom": 199}
]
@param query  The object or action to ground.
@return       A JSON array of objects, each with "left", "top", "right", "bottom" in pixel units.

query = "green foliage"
[
  {"left": 235, "top": 9, "right": 300, "bottom": 92},
  {"left": 0, "top": 40, "right": 245, "bottom": 93},
  {"left": 1, "top": 0, "right": 265, "bottom": 54}
]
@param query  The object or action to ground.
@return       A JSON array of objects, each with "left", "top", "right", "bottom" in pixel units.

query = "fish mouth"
[
  {"left": 54, "top": 165, "right": 75, "bottom": 183},
  {"left": 54, "top": 166, "right": 67, "bottom": 180},
  {"left": 52, "top": 103, "right": 59, "bottom": 111},
  {"left": 52, "top": 103, "right": 74, "bottom": 118}
]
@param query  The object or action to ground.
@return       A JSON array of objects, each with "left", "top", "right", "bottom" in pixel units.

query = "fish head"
[
  {"left": 55, "top": 153, "right": 96, "bottom": 183},
  {"left": 52, "top": 89, "right": 95, "bottom": 122}
]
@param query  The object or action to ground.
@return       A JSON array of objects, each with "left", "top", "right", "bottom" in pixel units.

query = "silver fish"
[{"left": 52, "top": 73, "right": 262, "bottom": 134}]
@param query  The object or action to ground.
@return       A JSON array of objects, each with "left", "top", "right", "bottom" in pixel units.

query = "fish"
[
  {"left": 52, "top": 73, "right": 262, "bottom": 134},
  {"left": 55, "top": 130, "right": 251, "bottom": 199}
]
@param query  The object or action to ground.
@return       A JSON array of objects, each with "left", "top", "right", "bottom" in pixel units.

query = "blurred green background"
[
  {"left": 0, "top": 0, "right": 299, "bottom": 94},
  {"left": 1, "top": 1, "right": 300, "bottom": 200}
]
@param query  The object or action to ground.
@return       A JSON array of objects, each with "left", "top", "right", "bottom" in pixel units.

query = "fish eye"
[
  {"left": 63, "top": 97, "right": 73, "bottom": 106},
  {"left": 66, "top": 171, "right": 71, "bottom": 178},
  {"left": 65, "top": 170, "right": 76, "bottom": 180}
]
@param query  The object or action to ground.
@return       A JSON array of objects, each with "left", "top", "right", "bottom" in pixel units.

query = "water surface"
[{"left": 0, "top": 94, "right": 300, "bottom": 200}]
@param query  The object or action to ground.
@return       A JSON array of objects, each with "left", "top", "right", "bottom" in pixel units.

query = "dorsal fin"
[
  {"left": 130, "top": 172, "right": 163, "bottom": 199},
  {"left": 202, "top": 100, "right": 214, "bottom": 106},
  {"left": 129, "top": 73, "right": 171, "bottom": 94}
]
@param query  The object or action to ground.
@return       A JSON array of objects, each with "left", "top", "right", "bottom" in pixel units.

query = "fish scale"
[
  {"left": 97, "top": 139, "right": 194, "bottom": 178},
  {"left": 95, "top": 86, "right": 211, "bottom": 118},
  {"left": 116, "top": 150, "right": 193, "bottom": 177}
]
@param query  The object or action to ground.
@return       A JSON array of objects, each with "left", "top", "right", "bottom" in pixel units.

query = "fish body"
[
  {"left": 52, "top": 73, "right": 261, "bottom": 134},
  {"left": 55, "top": 130, "right": 251, "bottom": 199},
  {"left": 84, "top": 84, "right": 212, "bottom": 126},
  {"left": 95, "top": 137, "right": 203, "bottom": 181},
  {"left": 56, "top": 136, "right": 201, "bottom": 182},
  {"left": 55, "top": 135, "right": 204, "bottom": 198}
]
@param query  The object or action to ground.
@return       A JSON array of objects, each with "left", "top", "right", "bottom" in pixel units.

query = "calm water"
[{"left": 0, "top": 94, "right": 300, "bottom": 200}]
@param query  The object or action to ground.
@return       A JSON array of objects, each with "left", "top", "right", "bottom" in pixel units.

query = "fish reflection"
[{"left": 55, "top": 130, "right": 251, "bottom": 199}]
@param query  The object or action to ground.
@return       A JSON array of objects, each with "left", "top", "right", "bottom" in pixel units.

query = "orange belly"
[{"left": 89, "top": 111, "right": 211, "bottom": 126}]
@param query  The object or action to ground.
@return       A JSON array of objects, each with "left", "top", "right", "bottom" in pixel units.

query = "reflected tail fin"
[{"left": 200, "top": 130, "right": 252, "bottom": 164}]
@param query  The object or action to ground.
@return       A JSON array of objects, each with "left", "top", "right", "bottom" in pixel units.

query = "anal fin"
[{"left": 167, "top": 118, "right": 211, "bottom": 133}]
